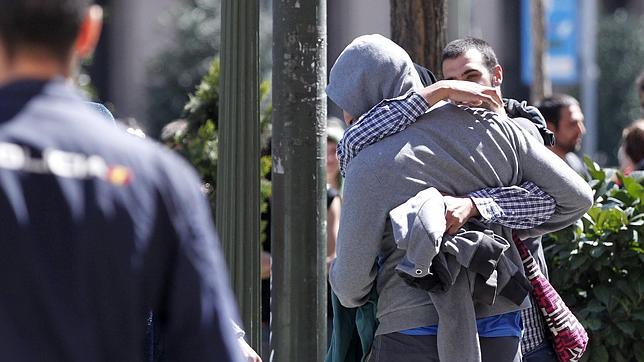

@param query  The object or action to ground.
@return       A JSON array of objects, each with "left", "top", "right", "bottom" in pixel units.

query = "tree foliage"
[
  {"left": 544, "top": 158, "right": 644, "bottom": 362},
  {"left": 145, "top": 0, "right": 272, "bottom": 137},
  {"left": 165, "top": 58, "right": 272, "bottom": 242}
]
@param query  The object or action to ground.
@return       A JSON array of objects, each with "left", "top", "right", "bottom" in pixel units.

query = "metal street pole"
[
  {"left": 581, "top": 0, "right": 598, "bottom": 160},
  {"left": 531, "top": 0, "right": 551, "bottom": 103},
  {"left": 217, "top": 0, "right": 261, "bottom": 350},
  {"left": 272, "top": 0, "right": 327, "bottom": 360}
]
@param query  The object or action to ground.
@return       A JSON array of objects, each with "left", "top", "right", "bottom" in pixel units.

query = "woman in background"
[
  {"left": 620, "top": 119, "right": 644, "bottom": 174},
  {"left": 326, "top": 118, "right": 345, "bottom": 265}
]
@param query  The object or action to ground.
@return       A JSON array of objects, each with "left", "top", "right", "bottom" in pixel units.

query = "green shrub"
[
  {"left": 166, "top": 58, "right": 272, "bottom": 242},
  {"left": 544, "top": 158, "right": 644, "bottom": 362}
]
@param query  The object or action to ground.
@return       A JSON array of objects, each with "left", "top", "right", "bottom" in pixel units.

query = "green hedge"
[
  {"left": 165, "top": 58, "right": 272, "bottom": 243},
  {"left": 544, "top": 158, "right": 644, "bottom": 362}
]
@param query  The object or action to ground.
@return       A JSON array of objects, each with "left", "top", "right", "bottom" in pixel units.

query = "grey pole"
[
  {"left": 581, "top": 0, "right": 598, "bottom": 160},
  {"left": 217, "top": 0, "right": 261, "bottom": 350},
  {"left": 272, "top": 0, "right": 328, "bottom": 360},
  {"left": 531, "top": 0, "right": 552, "bottom": 103}
]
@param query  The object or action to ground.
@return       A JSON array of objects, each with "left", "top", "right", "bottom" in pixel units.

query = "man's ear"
[
  {"left": 492, "top": 64, "right": 503, "bottom": 87},
  {"left": 74, "top": 5, "right": 103, "bottom": 59},
  {"left": 546, "top": 120, "right": 557, "bottom": 133}
]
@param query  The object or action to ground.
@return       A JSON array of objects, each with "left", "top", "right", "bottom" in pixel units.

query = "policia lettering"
[{"left": 0, "top": 142, "right": 132, "bottom": 186}]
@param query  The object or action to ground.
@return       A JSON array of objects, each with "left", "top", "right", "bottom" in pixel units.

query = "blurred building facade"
[
  {"left": 92, "top": 0, "right": 643, "bottom": 163},
  {"left": 93, "top": 0, "right": 530, "bottom": 124},
  {"left": 91, "top": 0, "right": 178, "bottom": 125},
  {"left": 327, "top": 0, "right": 560, "bottom": 114}
]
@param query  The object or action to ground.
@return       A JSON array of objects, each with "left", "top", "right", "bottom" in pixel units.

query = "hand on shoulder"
[{"left": 418, "top": 80, "right": 504, "bottom": 114}]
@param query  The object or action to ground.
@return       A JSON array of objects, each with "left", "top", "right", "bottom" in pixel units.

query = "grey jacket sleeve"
[
  {"left": 512, "top": 124, "right": 594, "bottom": 239},
  {"left": 329, "top": 158, "right": 388, "bottom": 308}
]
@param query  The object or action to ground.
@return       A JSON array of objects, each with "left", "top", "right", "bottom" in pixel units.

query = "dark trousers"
[
  {"left": 366, "top": 332, "right": 521, "bottom": 362},
  {"left": 522, "top": 342, "right": 557, "bottom": 362}
]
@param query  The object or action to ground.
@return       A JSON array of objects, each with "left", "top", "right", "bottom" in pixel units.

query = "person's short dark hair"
[
  {"left": 623, "top": 119, "right": 644, "bottom": 165},
  {"left": 413, "top": 63, "right": 438, "bottom": 87},
  {"left": 442, "top": 37, "right": 499, "bottom": 75},
  {"left": 535, "top": 94, "right": 580, "bottom": 129},
  {"left": 0, "top": 0, "right": 91, "bottom": 61}
]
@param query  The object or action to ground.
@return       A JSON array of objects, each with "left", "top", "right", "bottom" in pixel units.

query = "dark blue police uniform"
[{"left": 0, "top": 79, "right": 242, "bottom": 362}]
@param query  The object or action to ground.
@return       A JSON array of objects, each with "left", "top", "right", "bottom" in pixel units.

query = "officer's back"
[{"left": 0, "top": 1, "right": 242, "bottom": 361}]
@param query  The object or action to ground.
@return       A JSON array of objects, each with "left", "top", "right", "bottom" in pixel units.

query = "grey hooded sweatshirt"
[{"left": 327, "top": 34, "right": 593, "bottom": 336}]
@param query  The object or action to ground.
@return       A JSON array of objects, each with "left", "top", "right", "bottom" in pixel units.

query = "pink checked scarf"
[{"left": 512, "top": 232, "right": 589, "bottom": 362}]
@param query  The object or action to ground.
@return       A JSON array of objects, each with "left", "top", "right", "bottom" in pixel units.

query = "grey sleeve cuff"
[
  {"left": 231, "top": 320, "right": 245, "bottom": 339},
  {"left": 468, "top": 190, "right": 503, "bottom": 222}
]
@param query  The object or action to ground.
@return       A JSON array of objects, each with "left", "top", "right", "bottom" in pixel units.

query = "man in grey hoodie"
[
  {"left": 326, "top": 34, "right": 593, "bottom": 361},
  {"left": 336, "top": 37, "right": 562, "bottom": 361}
]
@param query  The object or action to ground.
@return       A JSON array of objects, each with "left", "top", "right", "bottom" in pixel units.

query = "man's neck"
[
  {"left": 0, "top": 50, "right": 71, "bottom": 87},
  {"left": 549, "top": 145, "right": 568, "bottom": 160},
  {"left": 495, "top": 87, "right": 507, "bottom": 116}
]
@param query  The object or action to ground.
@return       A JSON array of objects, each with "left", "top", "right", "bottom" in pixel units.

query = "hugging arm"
[
  {"left": 442, "top": 181, "right": 556, "bottom": 235},
  {"left": 339, "top": 89, "right": 558, "bottom": 236},
  {"left": 513, "top": 127, "right": 594, "bottom": 239},
  {"left": 338, "top": 81, "right": 502, "bottom": 176},
  {"left": 338, "top": 91, "right": 428, "bottom": 176},
  {"left": 468, "top": 181, "right": 556, "bottom": 229},
  {"left": 329, "top": 158, "right": 388, "bottom": 308}
]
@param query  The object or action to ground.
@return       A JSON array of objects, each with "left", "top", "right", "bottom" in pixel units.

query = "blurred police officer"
[{"left": 0, "top": 1, "right": 243, "bottom": 361}]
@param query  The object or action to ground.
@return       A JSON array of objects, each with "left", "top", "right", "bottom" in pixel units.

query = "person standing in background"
[
  {"left": 326, "top": 118, "right": 344, "bottom": 265},
  {"left": 620, "top": 119, "right": 644, "bottom": 173},
  {"left": 536, "top": 94, "right": 589, "bottom": 178}
]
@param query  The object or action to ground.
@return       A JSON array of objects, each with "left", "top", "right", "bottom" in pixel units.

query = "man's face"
[
  {"left": 442, "top": 49, "right": 496, "bottom": 87},
  {"left": 551, "top": 104, "right": 586, "bottom": 153}
]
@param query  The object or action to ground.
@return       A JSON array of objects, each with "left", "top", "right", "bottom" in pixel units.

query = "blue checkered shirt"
[
  {"left": 336, "top": 90, "right": 556, "bottom": 230},
  {"left": 468, "top": 182, "right": 556, "bottom": 229},
  {"left": 338, "top": 91, "right": 428, "bottom": 177}
]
